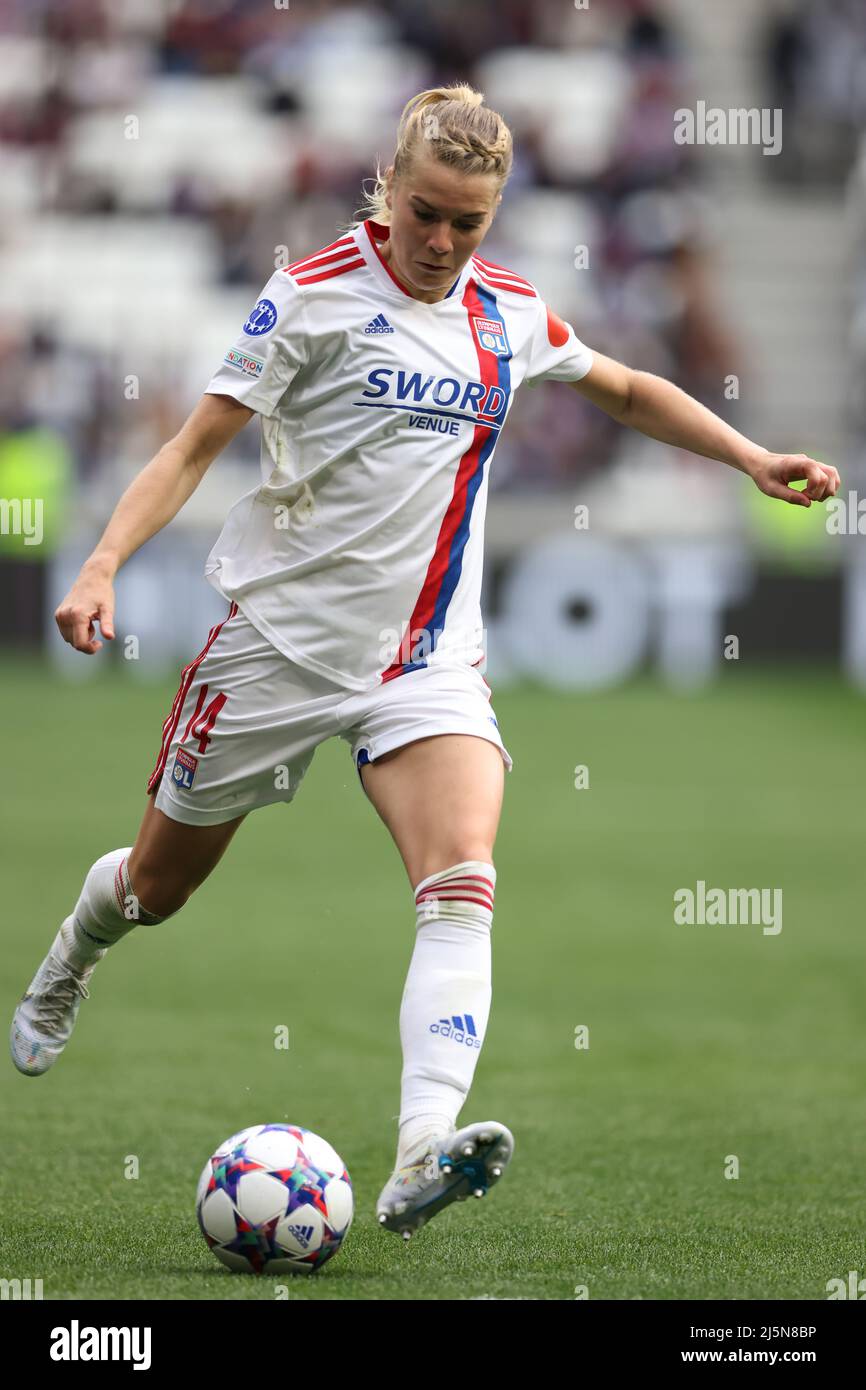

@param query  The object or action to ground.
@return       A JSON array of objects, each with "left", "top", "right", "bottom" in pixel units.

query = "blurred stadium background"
[
  {"left": 0, "top": 0, "right": 863, "bottom": 686},
  {"left": 2, "top": 0, "right": 866, "bottom": 1302}
]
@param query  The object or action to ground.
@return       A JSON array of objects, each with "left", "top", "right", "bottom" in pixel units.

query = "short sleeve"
[
  {"left": 524, "top": 299, "right": 593, "bottom": 387},
  {"left": 204, "top": 269, "right": 310, "bottom": 416}
]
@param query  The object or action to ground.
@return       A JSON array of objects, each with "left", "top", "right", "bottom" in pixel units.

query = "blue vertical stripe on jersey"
[
  {"left": 378, "top": 283, "right": 512, "bottom": 682},
  {"left": 425, "top": 283, "right": 512, "bottom": 648}
]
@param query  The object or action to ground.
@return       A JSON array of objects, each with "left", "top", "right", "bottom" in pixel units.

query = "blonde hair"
[{"left": 351, "top": 82, "right": 513, "bottom": 228}]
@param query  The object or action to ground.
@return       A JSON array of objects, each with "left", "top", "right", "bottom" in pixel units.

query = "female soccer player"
[{"left": 11, "top": 84, "right": 839, "bottom": 1241}]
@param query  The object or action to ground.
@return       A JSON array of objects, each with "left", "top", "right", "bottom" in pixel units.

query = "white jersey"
[{"left": 203, "top": 218, "right": 593, "bottom": 691}]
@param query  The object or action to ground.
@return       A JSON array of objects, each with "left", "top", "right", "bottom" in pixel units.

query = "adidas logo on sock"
[
  {"left": 429, "top": 1014, "right": 481, "bottom": 1048},
  {"left": 364, "top": 312, "right": 394, "bottom": 334}
]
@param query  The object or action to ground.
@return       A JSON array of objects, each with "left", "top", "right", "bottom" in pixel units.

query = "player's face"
[{"left": 383, "top": 151, "right": 501, "bottom": 303}]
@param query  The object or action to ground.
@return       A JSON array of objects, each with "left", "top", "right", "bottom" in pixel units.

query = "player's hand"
[
  {"left": 55, "top": 563, "right": 116, "bottom": 654},
  {"left": 750, "top": 452, "right": 840, "bottom": 507}
]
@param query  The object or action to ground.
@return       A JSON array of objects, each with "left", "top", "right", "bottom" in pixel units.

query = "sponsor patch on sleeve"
[{"left": 223, "top": 348, "right": 265, "bottom": 378}]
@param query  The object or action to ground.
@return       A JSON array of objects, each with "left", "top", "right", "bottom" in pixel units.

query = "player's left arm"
[{"left": 569, "top": 351, "right": 840, "bottom": 507}]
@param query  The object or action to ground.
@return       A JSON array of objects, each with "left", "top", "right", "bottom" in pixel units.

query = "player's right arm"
[{"left": 55, "top": 391, "right": 254, "bottom": 654}]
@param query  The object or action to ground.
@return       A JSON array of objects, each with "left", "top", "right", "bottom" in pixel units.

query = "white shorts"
[{"left": 147, "top": 602, "right": 514, "bottom": 826}]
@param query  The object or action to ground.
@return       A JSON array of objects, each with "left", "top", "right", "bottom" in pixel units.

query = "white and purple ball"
[{"left": 196, "top": 1123, "right": 353, "bottom": 1274}]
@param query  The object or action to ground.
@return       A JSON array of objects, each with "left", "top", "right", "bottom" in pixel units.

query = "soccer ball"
[{"left": 196, "top": 1123, "right": 353, "bottom": 1275}]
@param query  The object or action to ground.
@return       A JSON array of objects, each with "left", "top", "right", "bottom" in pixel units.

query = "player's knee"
[
  {"left": 413, "top": 856, "right": 497, "bottom": 928},
  {"left": 126, "top": 860, "right": 196, "bottom": 920},
  {"left": 414, "top": 845, "right": 495, "bottom": 886}
]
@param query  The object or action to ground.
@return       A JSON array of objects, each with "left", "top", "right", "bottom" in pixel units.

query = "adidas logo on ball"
[{"left": 429, "top": 1014, "right": 481, "bottom": 1048}]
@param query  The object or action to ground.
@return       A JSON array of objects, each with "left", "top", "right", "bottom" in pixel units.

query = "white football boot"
[
  {"left": 10, "top": 917, "right": 106, "bottom": 1076},
  {"left": 376, "top": 1120, "right": 515, "bottom": 1240}
]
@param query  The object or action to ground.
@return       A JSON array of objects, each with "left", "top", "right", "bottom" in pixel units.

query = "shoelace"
[{"left": 27, "top": 966, "right": 91, "bottom": 1032}]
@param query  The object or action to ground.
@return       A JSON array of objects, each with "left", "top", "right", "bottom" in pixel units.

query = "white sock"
[
  {"left": 395, "top": 861, "right": 496, "bottom": 1168},
  {"left": 60, "top": 848, "right": 163, "bottom": 970}
]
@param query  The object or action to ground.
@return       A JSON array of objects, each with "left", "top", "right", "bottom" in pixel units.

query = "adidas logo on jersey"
[
  {"left": 364, "top": 313, "right": 394, "bottom": 334},
  {"left": 429, "top": 1014, "right": 481, "bottom": 1048}
]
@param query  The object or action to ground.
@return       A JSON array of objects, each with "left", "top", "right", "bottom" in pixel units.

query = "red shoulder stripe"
[
  {"left": 285, "top": 235, "right": 355, "bottom": 275},
  {"left": 294, "top": 257, "right": 366, "bottom": 286},
  {"left": 471, "top": 264, "right": 537, "bottom": 298},
  {"left": 472, "top": 255, "right": 535, "bottom": 290},
  {"left": 284, "top": 246, "right": 360, "bottom": 279}
]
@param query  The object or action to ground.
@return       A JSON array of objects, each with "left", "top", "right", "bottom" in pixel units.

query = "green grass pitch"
[{"left": 1, "top": 659, "right": 863, "bottom": 1300}]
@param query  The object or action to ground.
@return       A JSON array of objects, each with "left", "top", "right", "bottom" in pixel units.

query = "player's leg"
[
  {"left": 127, "top": 796, "right": 245, "bottom": 919},
  {"left": 361, "top": 733, "right": 502, "bottom": 1161},
  {"left": 11, "top": 601, "right": 249, "bottom": 1077},
  {"left": 9, "top": 797, "right": 245, "bottom": 1077},
  {"left": 359, "top": 731, "right": 514, "bottom": 1234},
  {"left": 62, "top": 793, "right": 246, "bottom": 960},
  {"left": 359, "top": 730, "right": 504, "bottom": 890},
  {"left": 12, "top": 604, "right": 340, "bottom": 1078}
]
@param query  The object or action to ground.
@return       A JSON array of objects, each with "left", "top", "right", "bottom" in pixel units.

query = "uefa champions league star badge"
[{"left": 242, "top": 298, "right": 278, "bottom": 336}]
